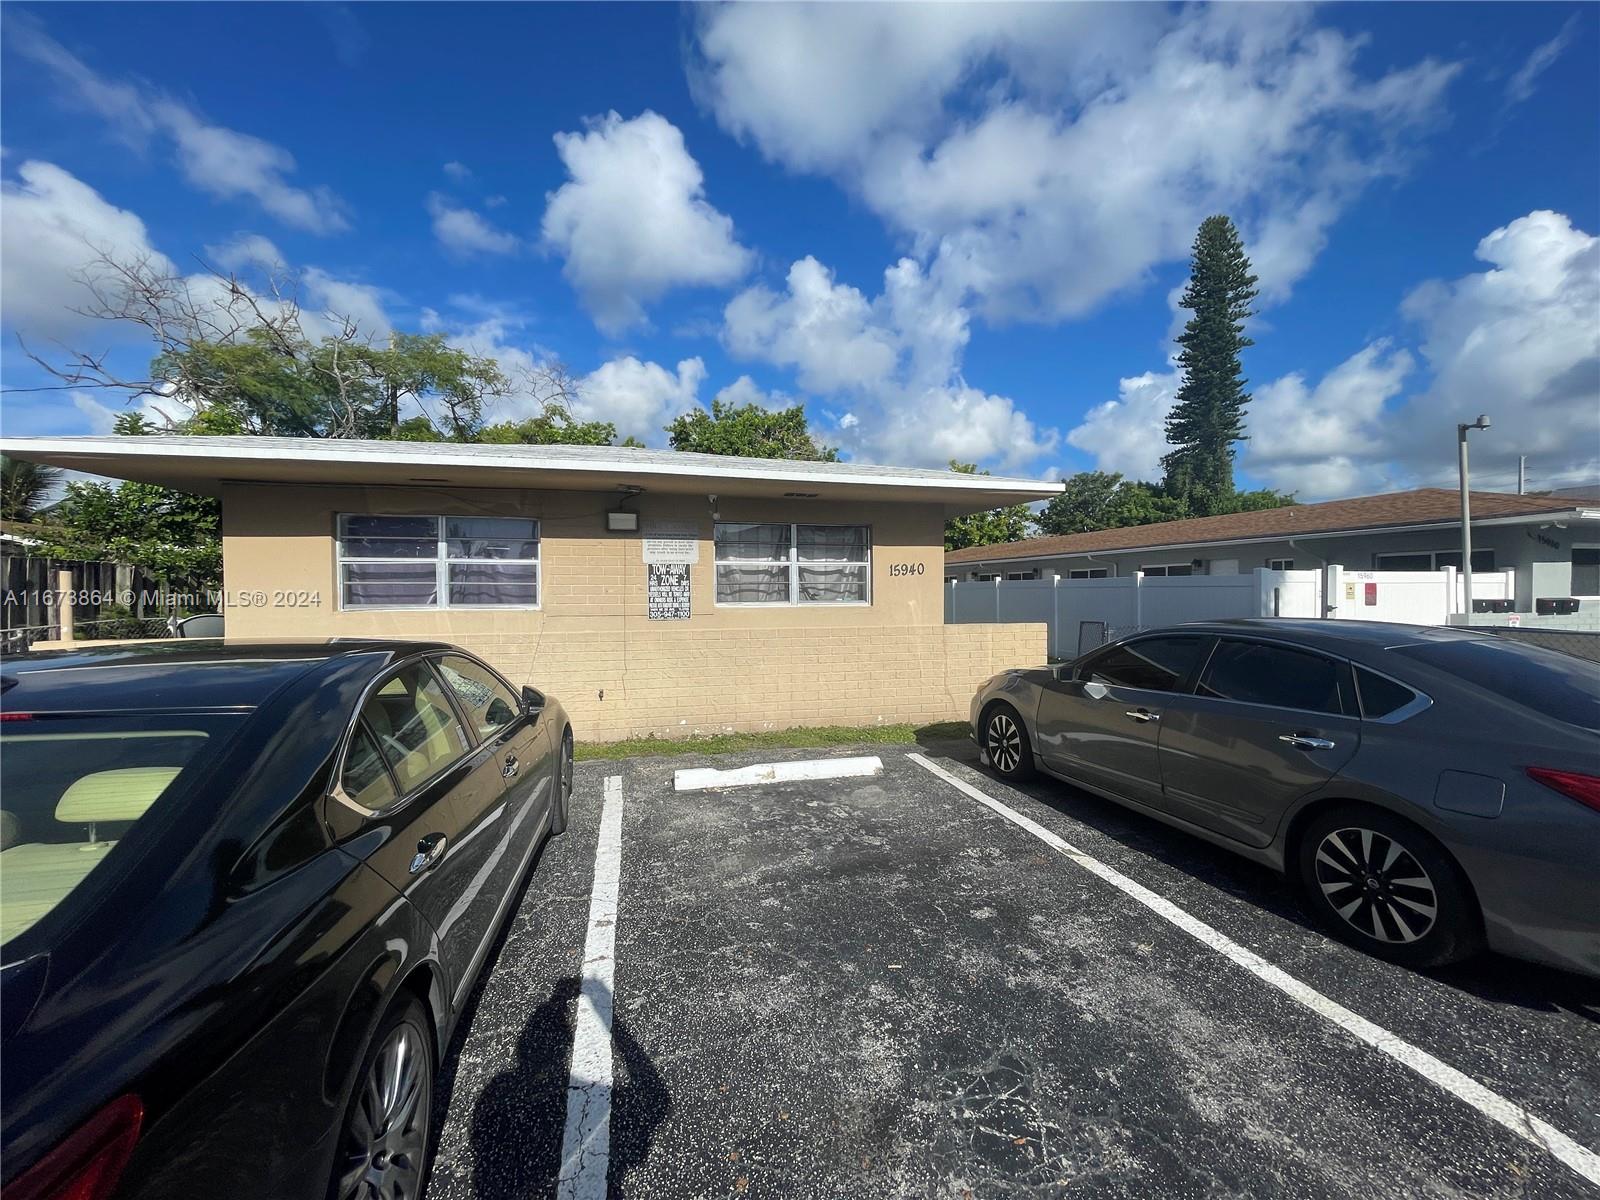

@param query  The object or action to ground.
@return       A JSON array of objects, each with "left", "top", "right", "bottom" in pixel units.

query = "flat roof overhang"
[{"left": 0, "top": 435, "right": 1064, "bottom": 516}]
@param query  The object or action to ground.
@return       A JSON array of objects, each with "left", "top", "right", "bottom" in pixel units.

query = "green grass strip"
[{"left": 575, "top": 720, "right": 971, "bottom": 762}]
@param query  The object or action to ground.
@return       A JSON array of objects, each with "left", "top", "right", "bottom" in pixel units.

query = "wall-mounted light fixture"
[
  {"left": 606, "top": 485, "right": 643, "bottom": 533},
  {"left": 709, "top": 493, "right": 720, "bottom": 520}
]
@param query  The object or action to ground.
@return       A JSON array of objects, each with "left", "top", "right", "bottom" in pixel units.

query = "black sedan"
[{"left": 0, "top": 640, "right": 573, "bottom": 1200}]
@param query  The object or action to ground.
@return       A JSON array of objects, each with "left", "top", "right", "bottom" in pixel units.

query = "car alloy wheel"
[
  {"left": 336, "top": 1014, "right": 431, "bottom": 1200},
  {"left": 1313, "top": 826, "right": 1439, "bottom": 945},
  {"left": 986, "top": 711, "right": 1024, "bottom": 775},
  {"left": 554, "top": 730, "right": 574, "bottom": 833}
]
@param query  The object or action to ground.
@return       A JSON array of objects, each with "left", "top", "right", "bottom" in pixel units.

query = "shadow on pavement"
[{"left": 466, "top": 976, "right": 671, "bottom": 1199}]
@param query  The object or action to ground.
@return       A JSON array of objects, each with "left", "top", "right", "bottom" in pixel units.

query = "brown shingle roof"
[{"left": 945, "top": 488, "right": 1586, "bottom": 564}]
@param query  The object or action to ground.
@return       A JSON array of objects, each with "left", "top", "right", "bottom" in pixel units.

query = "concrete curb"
[{"left": 673, "top": 756, "right": 884, "bottom": 792}]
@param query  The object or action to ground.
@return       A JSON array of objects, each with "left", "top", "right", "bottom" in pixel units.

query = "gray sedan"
[{"left": 970, "top": 620, "right": 1600, "bottom": 977}]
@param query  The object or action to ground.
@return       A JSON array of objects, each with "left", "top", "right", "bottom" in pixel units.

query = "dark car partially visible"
[
  {"left": 969, "top": 621, "right": 1600, "bottom": 977},
  {"left": 0, "top": 641, "right": 574, "bottom": 1200}
]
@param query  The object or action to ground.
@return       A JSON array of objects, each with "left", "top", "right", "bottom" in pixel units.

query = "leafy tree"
[
  {"left": 1162, "top": 215, "right": 1260, "bottom": 515},
  {"left": 20, "top": 251, "right": 606, "bottom": 446},
  {"left": 1033, "top": 469, "right": 1293, "bottom": 537},
  {"left": 1229, "top": 486, "right": 1297, "bottom": 513},
  {"left": 1, "top": 455, "right": 63, "bottom": 521},
  {"left": 666, "top": 398, "right": 838, "bottom": 461},
  {"left": 944, "top": 462, "right": 1036, "bottom": 551},
  {"left": 1035, "top": 471, "right": 1189, "bottom": 535},
  {"left": 32, "top": 480, "right": 221, "bottom": 595},
  {"left": 478, "top": 413, "right": 627, "bottom": 446}
]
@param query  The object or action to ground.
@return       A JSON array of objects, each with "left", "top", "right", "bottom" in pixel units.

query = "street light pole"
[{"left": 1457, "top": 415, "right": 1491, "bottom": 617}]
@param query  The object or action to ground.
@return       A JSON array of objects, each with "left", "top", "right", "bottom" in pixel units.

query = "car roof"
[
  {"left": 1136, "top": 618, "right": 1496, "bottom": 652},
  {"left": 0, "top": 640, "right": 454, "bottom": 713}
]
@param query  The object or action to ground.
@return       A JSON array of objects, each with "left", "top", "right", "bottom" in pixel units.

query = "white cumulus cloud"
[
  {"left": 204, "top": 233, "right": 287, "bottom": 272},
  {"left": 1067, "top": 210, "right": 1600, "bottom": 499},
  {"left": 724, "top": 255, "right": 1055, "bottom": 470},
  {"left": 1394, "top": 210, "right": 1599, "bottom": 489},
  {"left": 1243, "top": 341, "right": 1415, "bottom": 496},
  {"left": 425, "top": 193, "right": 521, "bottom": 257},
  {"left": 713, "top": 375, "right": 790, "bottom": 411},
  {"left": 541, "top": 111, "right": 752, "bottom": 334},
  {"left": 575, "top": 356, "right": 707, "bottom": 444},
  {"left": 0, "top": 160, "right": 174, "bottom": 342},
  {"left": 1066, "top": 370, "right": 1180, "bottom": 483},
  {"left": 694, "top": 4, "right": 1459, "bottom": 321}
]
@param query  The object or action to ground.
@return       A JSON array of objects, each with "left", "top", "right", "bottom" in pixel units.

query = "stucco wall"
[{"left": 220, "top": 483, "right": 1044, "bottom": 739}]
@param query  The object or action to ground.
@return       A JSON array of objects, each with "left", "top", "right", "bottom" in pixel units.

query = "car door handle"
[
  {"left": 1279, "top": 734, "right": 1336, "bottom": 751},
  {"left": 409, "top": 833, "right": 447, "bottom": 874},
  {"left": 1124, "top": 709, "right": 1159, "bottom": 723},
  {"left": 502, "top": 754, "right": 519, "bottom": 779}
]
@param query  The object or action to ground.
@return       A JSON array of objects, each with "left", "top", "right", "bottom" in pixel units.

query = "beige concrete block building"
[{"left": 3, "top": 436, "right": 1059, "bottom": 740}]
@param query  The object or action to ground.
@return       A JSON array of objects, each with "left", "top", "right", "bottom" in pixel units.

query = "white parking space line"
[
  {"left": 907, "top": 753, "right": 1600, "bottom": 1189},
  {"left": 673, "top": 755, "right": 883, "bottom": 792},
  {"left": 556, "top": 774, "right": 624, "bottom": 1200}
]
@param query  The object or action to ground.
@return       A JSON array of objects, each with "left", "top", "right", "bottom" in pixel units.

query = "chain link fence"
[{"left": 2, "top": 615, "right": 192, "bottom": 654}]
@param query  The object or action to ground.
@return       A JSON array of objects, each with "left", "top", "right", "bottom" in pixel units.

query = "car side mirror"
[{"left": 521, "top": 686, "right": 546, "bottom": 720}]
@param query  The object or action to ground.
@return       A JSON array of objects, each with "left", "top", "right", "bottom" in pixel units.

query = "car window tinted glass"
[
  {"left": 342, "top": 724, "right": 397, "bottom": 809},
  {"left": 360, "top": 664, "right": 471, "bottom": 794},
  {"left": 1354, "top": 667, "right": 1417, "bottom": 719},
  {"left": 1082, "top": 637, "right": 1206, "bottom": 692},
  {"left": 1198, "top": 641, "right": 1345, "bottom": 714},
  {"left": 1391, "top": 638, "right": 1600, "bottom": 731},
  {"left": 0, "top": 713, "right": 241, "bottom": 947},
  {"left": 437, "top": 656, "right": 521, "bottom": 740}
]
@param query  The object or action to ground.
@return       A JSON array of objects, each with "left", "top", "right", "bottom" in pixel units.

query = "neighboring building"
[
  {"left": 945, "top": 487, "right": 1600, "bottom": 610},
  {"left": 0, "top": 435, "right": 1061, "bottom": 740}
]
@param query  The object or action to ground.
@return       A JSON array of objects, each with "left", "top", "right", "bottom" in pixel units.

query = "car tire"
[
  {"left": 1296, "top": 805, "right": 1482, "bottom": 969},
  {"left": 982, "top": 703, "right": 1036, "bottom": 781},
  {"left": 331, "top": 995, "right": 435, "bottom": 1200},
  {"left": 551, "top": 728, "right": 574, "bottom": 835}
]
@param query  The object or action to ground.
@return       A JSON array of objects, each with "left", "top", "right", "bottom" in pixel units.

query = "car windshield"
[
  {"left": 1389, "top": 639, "right": 1600, "bottom": 731},
  {"left": 0, "top": 712, "right": 242, "bottom": 948}
]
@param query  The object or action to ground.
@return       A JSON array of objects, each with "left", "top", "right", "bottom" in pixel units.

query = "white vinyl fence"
[
  {"left": 1324, "top": 565, "right": 1515, "bottom": 624},
  {"left": 945, "top": 566, "right": 1515, "bottom": 659}
]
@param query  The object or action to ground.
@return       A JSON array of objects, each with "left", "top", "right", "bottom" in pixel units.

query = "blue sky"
[{"left": 2, "top": 2, "right": 1596, "bottom": 499}]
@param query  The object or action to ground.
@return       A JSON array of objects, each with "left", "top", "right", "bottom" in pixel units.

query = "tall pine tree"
[{"left": 1162, "top": 215, "right": 1260, "bottom": 516}]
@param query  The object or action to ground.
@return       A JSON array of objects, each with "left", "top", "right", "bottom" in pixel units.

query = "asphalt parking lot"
[{"left": 425, "top": 738, "right": 1600, "bottom": 1199}]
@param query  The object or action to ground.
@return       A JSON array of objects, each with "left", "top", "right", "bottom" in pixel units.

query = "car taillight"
[
  {"left": 7, "top": 1095, "right": 143, "bottom": 1200},
  {"left": 1527, "top": 767, "right": 1600, "bottom": 814},
  {"left": 0, "top": 712, "right": 34, "bottom": 722}
]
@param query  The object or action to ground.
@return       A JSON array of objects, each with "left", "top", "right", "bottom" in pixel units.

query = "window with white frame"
[
  {"left": 1141, "top": 563, "right": 1193, "bottom": 577},
  {"left": 1068, "top": 567, "right": 1110, "bottom": 579},
  {"left": 337, "top": 515, "right": 539, "bottom": 609},
  {"left": 713, "top": 522, "right": 870, "bottom": 604},
  {"left": 1266, "top": 558, "right": 1295, "bottom": 571},
  {"left": 1004, "top": 569, "right": 1040, "bottom": 581}
]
